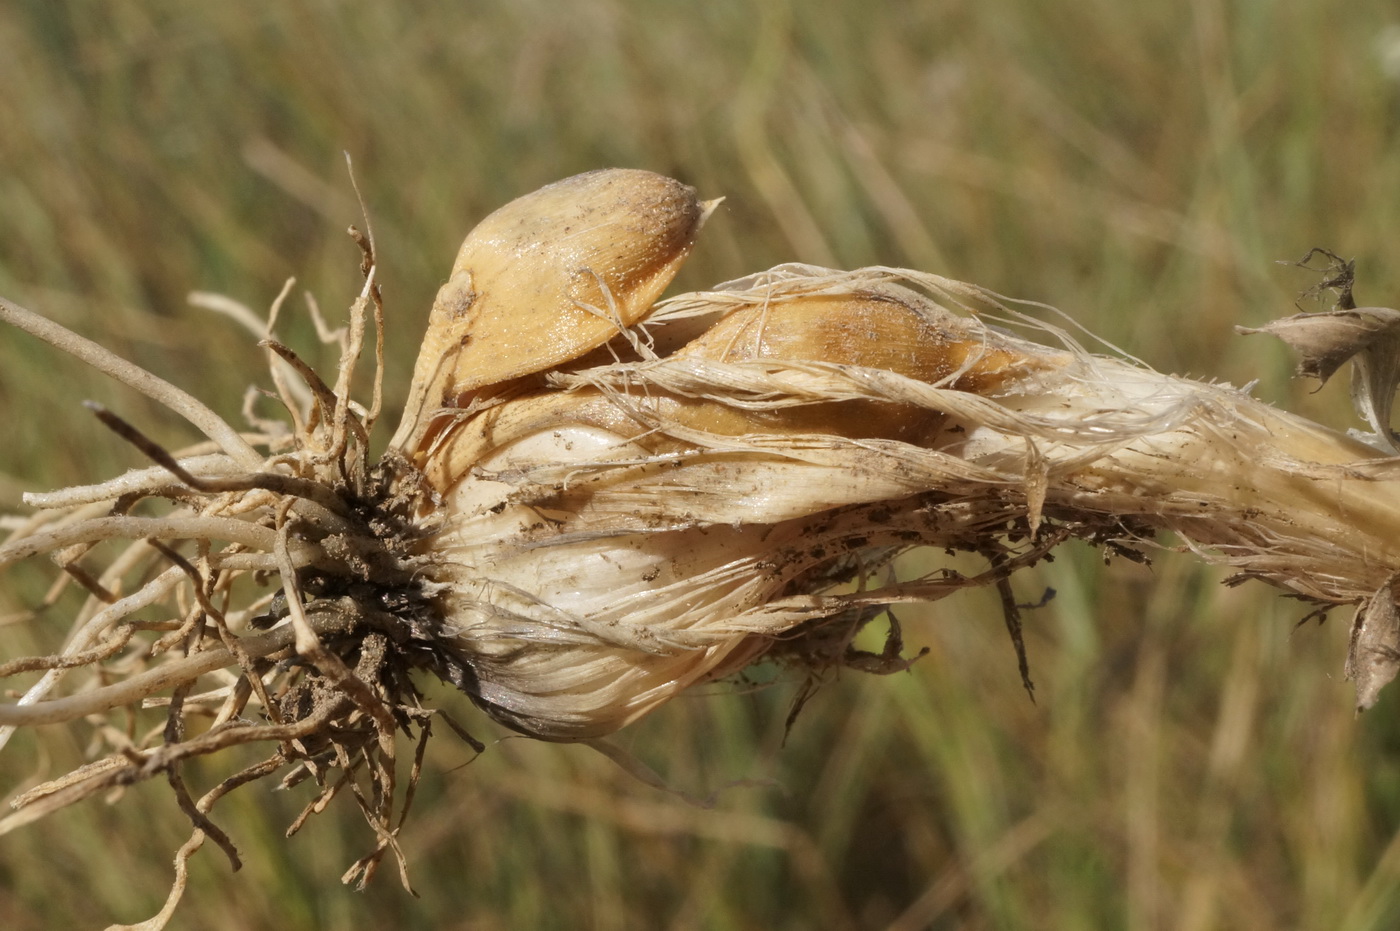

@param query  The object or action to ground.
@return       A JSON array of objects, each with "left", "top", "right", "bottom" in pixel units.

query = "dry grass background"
[{"left": 2, "top": 1, "right": 1400, "bottom": 928}]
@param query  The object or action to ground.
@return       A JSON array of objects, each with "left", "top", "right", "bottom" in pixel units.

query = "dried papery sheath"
[
  {"left": 391, "top": 168, "right": 716, "bottom": 456},
  {"left": 3, "top": 168, "right": 1400, "bottom": 927}
]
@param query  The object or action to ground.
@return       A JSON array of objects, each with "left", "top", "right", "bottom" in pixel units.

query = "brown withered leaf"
[
  {"left": 1237, "top": 307, "right": 1400, "bottom": 450},
  {"left": 1345, "top": 577, "right": 1400, "bottom": 711}
]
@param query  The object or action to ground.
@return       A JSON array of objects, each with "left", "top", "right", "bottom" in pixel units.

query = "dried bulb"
[
  {"left": 412, "top": 264, "right": 1064, "bottom": 738},
  {"left": 386, "top": 174, "right": 1400, "bottom": 738}
]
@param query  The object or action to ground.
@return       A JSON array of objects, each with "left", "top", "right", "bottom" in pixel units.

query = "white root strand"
[
  {"left": 0, "top": 516, "right": 313, "bottom": 569},
  {"left": 22, "top": 455, "right": 242, "bottom": 510},
  {"left": 0, "top": 624, "right": 299, "bottom": 727}
]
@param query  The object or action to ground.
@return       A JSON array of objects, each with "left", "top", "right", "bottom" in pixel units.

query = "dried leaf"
[
  {"left": 1237, "top": 307, "right": 1400, "bottom": 448},
  {"left": 1346, "top": 577, "right": 1400, "bottom": 711}
]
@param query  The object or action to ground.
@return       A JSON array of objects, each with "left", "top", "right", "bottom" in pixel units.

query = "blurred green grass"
[{"left": 3, "top": 1, "right": 1400, "bottom": 928}]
